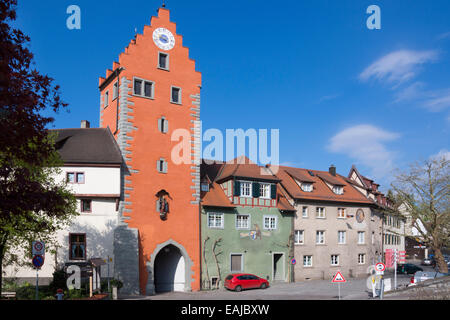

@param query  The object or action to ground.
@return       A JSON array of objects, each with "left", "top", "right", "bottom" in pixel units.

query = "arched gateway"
[{"left": 146, "top": 239, "right": 194, "bottom": 295}]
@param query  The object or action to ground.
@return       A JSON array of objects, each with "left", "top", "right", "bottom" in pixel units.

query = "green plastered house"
[{"left": 200, "top": 157, "right": 296, "bottom": 290}]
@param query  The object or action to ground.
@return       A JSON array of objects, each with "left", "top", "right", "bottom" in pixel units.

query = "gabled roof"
[
  {"left": 200, "top": 182, "right": 236, "bottom": 208},
  {"left": 215, "top": 156, "right": 280, "bottom": 183},
  {"left": 50, "top": 128, "right": 122, "bottom": 165},
  {"left": 271, "top": 165, "right": 374, "bottom": 205}
]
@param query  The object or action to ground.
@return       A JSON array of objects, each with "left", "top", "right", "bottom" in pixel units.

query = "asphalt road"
[{"left": 123, "top": 266, "right": 432, "bottom": 300}]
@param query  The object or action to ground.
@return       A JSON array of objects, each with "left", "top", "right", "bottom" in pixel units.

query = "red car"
[{"left": 224, "top": 273, "right": 269, "bottom": 292}]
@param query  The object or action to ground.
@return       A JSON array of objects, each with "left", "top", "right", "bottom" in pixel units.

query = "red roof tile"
[{"left": 271, "top": 165, "right": 374, "bottom": 205}]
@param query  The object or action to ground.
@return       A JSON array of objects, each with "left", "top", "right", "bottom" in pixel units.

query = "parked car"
[
  {"left": 409, "top": 271, "right": 448, "bottom": 286},
  {"left": 396, "top": 263, "right": 423, "bottom": 274},
  {"left": 224, "top": 273, "right": 269, "bottom": 292}
]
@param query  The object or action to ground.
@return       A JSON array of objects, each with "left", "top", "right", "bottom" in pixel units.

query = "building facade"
[
  {"left": 270, "top": 165, "right": 381, "bottom": 281},
  {"left": 98, "top": 7, "right": 202, "bottom": 295},
  {"left": 3, "top": 125, "right": 122, "bottom": 286},
  {"left": 200, "top": 158, "right": 295, "bottom": 289},
  {"left": 347, "top": 165, "right": 406, "bottom": 263}
]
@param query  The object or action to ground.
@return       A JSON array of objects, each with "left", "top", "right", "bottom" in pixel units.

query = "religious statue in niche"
[{"left": 155, "top": 190, "right": 171, "bottom": 220}]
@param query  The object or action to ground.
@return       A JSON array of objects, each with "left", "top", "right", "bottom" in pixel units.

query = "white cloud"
[
  {"left": 394, "top": 81, "right": 426, "bottom": 102},
  {"left": 327, "top": 124, "right": 400, "bottom": 179},
  {"left": 423, "top": 89, "right": 450, "bottom": 112},
  {"left": 317, "top": 94, "right": 340, "bottom": 104},
  {"left": 393, "top": 83, "right": 450, "bottom": 112},
  {"left": 359, "top": 50, "right": 439, "bottom": 85},
  {"left": 430, "top": 149, "right": 450, "bottom": 161}
]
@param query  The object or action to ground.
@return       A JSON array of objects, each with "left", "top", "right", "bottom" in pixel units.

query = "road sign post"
[
  {"left": 31, "top": 241, "right": 45, "bottom": 300},
  {"left": 332, "top": 271, "right": 346, "bottom": 300}
]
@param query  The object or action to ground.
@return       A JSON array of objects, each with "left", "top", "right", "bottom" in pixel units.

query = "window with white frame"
[
  {"left": 333, "top": 185, "right": 343, "bottom": 195},
  {"left": 302, "top": 206, "right": 308, "bottom": 218},
  {"left": 316, "top": 207, "right": 325, "bottom": 219},
  {"left": 158, "top": 117, "right": 168, "bottom": 134},
  {"left": 133, "top": 77, "right": 154, "bottom": 98},
  {"left": 240, "top": 181, "right": 252, "bottom": 197},
  {"left": 263, "top": 216, "right": 277, "bottom": 230},
  {"left": 358, "top": 231, "right": 365, "bottom": 244},
  {"left": 301, "top": 183, "right": 313, "bottom": 192},
  {"left": 171, "top": 86, "right": 181, "bottom": 104},
  {"left": 157, "top": 158, "right": 168, "bottom": 173},
  {"left": 113, "top": 81, "right": 118, "bottom": 100},
  {"left": 207, "top": 213, "right": 224, "bottom": 229},
  {"left": 337, "top": 208, "right": 346, "bottom": 219},
  {"left": 260, "top": 183, "right": 271, "bottom": 199},
  {"left": 316, "top": 230, "right": 325, "bottom": 244},
  {"left": 158, "top": 52, "right": 169, "bottom": 70},
  {"left": 338, "top": 231, "right": 346, "bottom": 244},
  {"left": 236, "top": 215, "right": 250, "bottom": 229},
  {"left": 294, "top": 230, "right": 304, "bottom": 245},
  {"left": 303, "top": 255, "right": 313, "bottom": 267},
  {"left": 104, "top": 91, "right": 109, "bottom": 107},
  {"left": 331, "top": 255, "right": 339, "bottom": 266},
  {"left": 358, "top": 253, "right": 366, "bottom": 264}
]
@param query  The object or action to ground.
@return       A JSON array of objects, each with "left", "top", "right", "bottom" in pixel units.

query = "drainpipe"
[{"left": 113, "top": 68, "right": 124, "bottom": 135}]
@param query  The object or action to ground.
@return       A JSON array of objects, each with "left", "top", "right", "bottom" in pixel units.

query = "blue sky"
[{"left": 13, "top": 0, "right": 450, "bottom": 191}]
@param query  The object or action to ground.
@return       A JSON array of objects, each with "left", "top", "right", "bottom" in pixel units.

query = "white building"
[
  {"left": 3, "top": 122, "right": 122, "bottom": 285},
  {"left": 347, "top": 166, "right": 406, "bottom": 258}
]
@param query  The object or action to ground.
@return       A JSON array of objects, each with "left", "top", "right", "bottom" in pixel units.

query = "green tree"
[
  {"left": 0, "top": 0, "right": 78, "bottom": 294},
  {"left": 391, "top": 155, "right": 449, "bottom": 273}
]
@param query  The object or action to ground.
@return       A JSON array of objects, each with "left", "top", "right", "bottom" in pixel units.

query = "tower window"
[
  {"left": 134, "top": 79, "right": 142, "bottom": 95},
  {"left": 113, "top": 81, "right": 118, "bottom": 100},
  {"left": 133, "top": 77, "right": 154, "bottom": 99},
  {"left": 158, "top": 117, "right": 168, "bottom": 133},
  {"left": 171, "top": 86, "right": 181, "bottom": 104},
  {"left": 157, "top": 158, "right": 168, "bottom": 173},
  {"left": 104, "top": 91, "right": 109, "bottom": 108},
  {"left": 144, "top": 82, "right": 153, "bottom": 98},
  {"left": 158, "top": 52, "right": 169, "bottom": 70}
]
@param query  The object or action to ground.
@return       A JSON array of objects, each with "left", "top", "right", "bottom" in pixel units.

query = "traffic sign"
[
  {"left": 32, "top": 241, "right": 45, "bottom": 256},
  {"left": 375, "top": 262, "right": 386, "bottom": 272},
  {"left": 332, "top": 271, "right": 346, "bottom": 283},
  {"left": 291, "top": 258, "right": 296, "bottom": 265},
  {"left": 32, "top": 255, "right": 45, "bottom": 269}
]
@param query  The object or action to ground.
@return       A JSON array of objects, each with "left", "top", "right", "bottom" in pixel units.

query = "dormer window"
[
  {"left": 301, "top": 183, "right": 313, "bottom": 192},
  {"left": 240, "top": 181, "right": 252, "bottom": 197},
  {"left": 333, "top": 185, "right": 343, "bottom": 195},
  {"left": 260, "top": 183, "right": 271, "bottom": 199}
]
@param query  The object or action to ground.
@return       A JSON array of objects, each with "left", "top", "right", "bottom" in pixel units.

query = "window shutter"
[
  {"left": 156, "top": 199, "right": 161, "bottom": 212},
  {"left": 233, "top": 180, "right": 240, "bottom": 196},
  {"left": 164, "top": 119, "right": 168, "bottom": 133},
  {"left": 270, "top": 184, "right": 277, "bottom": 199},
  {"left": 252, "top": 182, "right": 260, "bottom": 198},
  {"left": 157, "top": 160, "right": 160, "bottom": 172},
  {"left": 158, "top": 118, "right": 162, "bottom": 132},
  {"left": 163, "top": 161, "right": 168, "bottom": 173}
]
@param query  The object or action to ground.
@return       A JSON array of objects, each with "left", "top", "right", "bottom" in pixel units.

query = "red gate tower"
[{"left": 98, "top": 6, "right": 201, "bottom": 295}]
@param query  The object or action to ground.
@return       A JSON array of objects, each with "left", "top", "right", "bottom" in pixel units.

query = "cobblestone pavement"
[{"left": 122, "top": 271, "right": 414, "bottom": 300}]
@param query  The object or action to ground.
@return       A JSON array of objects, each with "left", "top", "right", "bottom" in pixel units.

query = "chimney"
[
  {"left": 329, "top": 164, "right": 336, "bottom": 176},
  {"left": 81, "top": 120, "right": 90, "bottom": 128}
]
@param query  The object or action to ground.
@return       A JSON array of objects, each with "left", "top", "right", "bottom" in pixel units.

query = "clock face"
[
  {"left": 356, "top": 209, "right": 365, "bottom": 223},
  {"left": 153, "top": 28, "right": 175, "bottom": 51}
]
